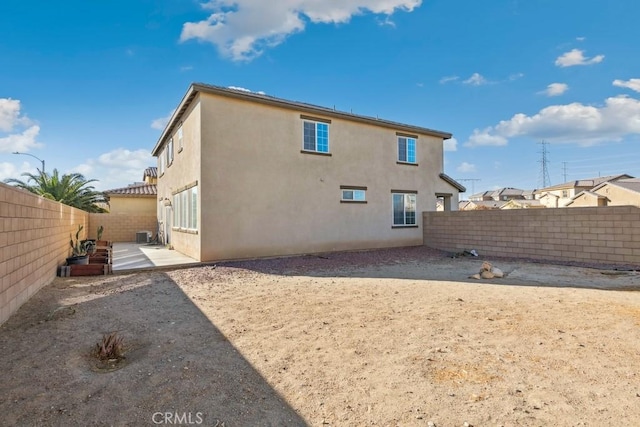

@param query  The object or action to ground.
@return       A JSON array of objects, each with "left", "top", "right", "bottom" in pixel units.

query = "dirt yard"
[{"left": 1, "top": 246, "right": 640, "bottom": 426}]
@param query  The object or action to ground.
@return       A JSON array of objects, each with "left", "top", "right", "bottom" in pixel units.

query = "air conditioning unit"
[{"left": 136, "top": 231, "right": 151, "bottom": 244}]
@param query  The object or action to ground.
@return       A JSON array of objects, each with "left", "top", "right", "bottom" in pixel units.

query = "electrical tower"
[
  {"left": 562, "top": 161, "right": 568, "bottom": 183},
  {"left": 538, "top": 141, "right": 551, "bottom": 188},
  {"left": 456, "top": 178, "right": 481, "bottom": 195}
]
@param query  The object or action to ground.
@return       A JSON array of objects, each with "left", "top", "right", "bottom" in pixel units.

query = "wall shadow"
[{"left": 0, "top": 272, "right": 308, "bottom": 426}]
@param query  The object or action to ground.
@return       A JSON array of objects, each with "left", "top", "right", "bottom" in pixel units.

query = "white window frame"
[
  {"left": 159, "top": 148, "right": 166, "bottom": 175},
  {"left": 172, "top": 183, "right": 198, "bottom": 232},
  {"left": 392, "top": 192, "right": 417, "bottom": 227},
  {"left": 340, "top": 186, "right": 367, "bottom": 203},
  {"left": 166, "top": 138, "right": 174, "bottom": 166},
  {"left": 397, "top": 136, "right": 417, "bottom": 164},
  {"left": 302, "top": 118, "right": 330, "bottom": 154},
  {"left": 177, "top": 124, "right": 184, "bottom": 152}
]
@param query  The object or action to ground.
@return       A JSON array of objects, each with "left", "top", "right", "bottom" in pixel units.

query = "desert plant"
[
  {"left": 70, "top": 225, "right": 89, "bottom": 256},
  {"left": 95, "top": 332, "right": 125, "bottom": 361}
]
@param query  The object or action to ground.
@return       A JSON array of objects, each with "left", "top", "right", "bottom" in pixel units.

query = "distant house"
[
  {"left": 151, "top": 83, "right": 465, "bottom": 262},
  {"left": 468, "top": 187, "right": 529, "bottom": 202},
  {"left": 566, "top": 177, "right": 640, "bottom": 207},
  {"left": 534, "top": 174, "right": 633, "bottom": 208},
  {"left": 103, "top": 167, "right": 157, "bottom": 215},
  {"left": 500, "top": 199, "right": 545, "bottom": 209},
  {"left": 459, "top": 200, "right": 506, "bottom": 210}
]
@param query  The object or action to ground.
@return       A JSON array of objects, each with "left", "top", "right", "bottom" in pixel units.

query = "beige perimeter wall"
[
  {"left": 88, "top": 213, "right": 158, "bottom": 243},
  {"left": 423, "top": 206, "right": 640, "bottom": 266},
  {"left": 0, "top": 183, "right": 89, "bottom": 325}
]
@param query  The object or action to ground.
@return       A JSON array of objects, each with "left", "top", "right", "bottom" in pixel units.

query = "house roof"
[
  {"left": 439, "top": 173, "right": 466, "bottom": 192},
  {"left": 152, "top": 83, "right": 453, "bottom": 156},
  {"left": 144, "top": 167, "right": 157, "bottom": 179},
  {"left": 500, "top": 199, "right": 544, "bottom": 209},
  {"left": 534, "top": 174, "right": 633, "bottom": 193},
  {"left": 596, "top": 178, "right": 640, "bottom": 194},
  {"left": 104, "top": 183, "right": 157, "bottom": 197},
  {"left": 565, "top": 190, "right": 608, "bottom": 206}
]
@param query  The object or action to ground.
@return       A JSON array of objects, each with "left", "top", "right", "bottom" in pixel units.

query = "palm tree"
[{"left": 5, "top": 169, "right": 108, "bottom": 213}]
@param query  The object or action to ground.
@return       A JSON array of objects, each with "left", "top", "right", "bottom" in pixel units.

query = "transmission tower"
[
  {"left": 562, "top": 161, "right": 568, "bottom": 183},
  {"left": 538, "top": 141, "right": 551, "bottom": 188}
]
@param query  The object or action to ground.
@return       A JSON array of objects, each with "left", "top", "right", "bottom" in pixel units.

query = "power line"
[{"left": 456, "top": 178, "right": 481, "bottom": 194}]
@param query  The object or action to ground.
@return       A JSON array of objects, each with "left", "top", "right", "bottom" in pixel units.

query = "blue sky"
[{"left": 1, "top": 0, "right": 639, "bottom": 196}]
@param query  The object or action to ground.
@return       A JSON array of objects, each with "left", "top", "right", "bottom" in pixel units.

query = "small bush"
[{"left": 95, "top": 332, "right": 125, "bottom": 361}]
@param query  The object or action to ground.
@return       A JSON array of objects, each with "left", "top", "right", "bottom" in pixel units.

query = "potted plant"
[
  {"left": 96, "top": 225, "right": 110, "bottom": 247},
  {"left": 67, "top": 225, "right": 90, "bottom": 265}
]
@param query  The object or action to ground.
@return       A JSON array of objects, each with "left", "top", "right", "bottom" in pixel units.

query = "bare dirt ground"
[{"left": 1, "top": 246, "right": 640, "bottom": 426}]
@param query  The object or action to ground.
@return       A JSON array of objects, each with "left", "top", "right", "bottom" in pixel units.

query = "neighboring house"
[
  {"left": 151, "top": 83, "right": 465, "bottom": 262},
  {"left": 468, "top": 187, "right": 529, "bottom": 202},
  {"left": 103, "top": 167, "right": 158, "bottom": 215},
  {"left": 566, "top": 178, "right": 640, "bottom": 207},
  {"left": 459, "top": 200, "right": 506, "bottom": 210},
  {"left": 534, "top": 174, "right": 633, "bottom": 208},
  {"left": 500, "top": 199, "right": 545, "bottom": 209}
]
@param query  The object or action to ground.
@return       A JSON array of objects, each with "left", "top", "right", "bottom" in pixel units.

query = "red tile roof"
[{"left": 104, "top": 183, "right": 157, "bottom": 196}]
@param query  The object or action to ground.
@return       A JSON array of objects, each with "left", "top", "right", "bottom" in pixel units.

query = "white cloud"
[
  {"left": 613, "top": 78, "right": 640, "bottom": 93},
  {"left": 464, "top": 95, "right": 640, "bottom": 147},
  {"left": 443, "top": 137, "right": 457, "bottom": 152},
  {"left": 180, "top": 0, "right": 422, "bottom": 61},
  {"left": 541, "top": 83, "right": 569, "bottom": 97},
  {"left": 0, "top": 161, "right": 37, "bottom": 182},
  {"left": 576, "top": 36, "right": 586, "bottom": 42},
  {"left": 0, "top": 98, "right": 41, "bottom": 153},
  {"left": 72, "top": 148, "right": 155, "bottom": 191},
  {"left": 463, "top": 73, "right": 488, "bottom": 86},
  {"left": 151, "top": 110, "right": 175, "bottom": 130},
  {"left": 508, "top": 72, "right": 525, "bottom": 81},
  {"left": 439, "top": 75, "right": 459, "bottom": 84},
  {"left": 555, "top": 49, "right": 604, "bottom": 67},
  {"left": 457, "top": 162, "right": 476, "bottom": 173}
]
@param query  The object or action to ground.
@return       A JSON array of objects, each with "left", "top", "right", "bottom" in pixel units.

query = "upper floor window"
[
  {"left": 177, "top": 124, "right": 184, "bottom": 152},
  {"left": 166, "top": 138, "right": 174, "bottom": 166},
  {"left": 302, "top": 119, "right": 330, "bottom": 154},
  {"left": 159, "top": 148, "right": 166, "bottom": 175},
  {"left": 398, "top": 136, "right": 417, "bottom": 164}
]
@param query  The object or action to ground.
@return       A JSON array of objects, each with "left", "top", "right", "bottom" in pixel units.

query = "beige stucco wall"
[
  {"left": 107, "top": 196, "right": 156, "bottom": 215},
  {"left": 0, "top": 183, "right": 89, "bottom": 325},
  {"left": 596, "top": 184, "right": 640, "bottom": 207},
  {"left": 158, "top": 92, "right": 450, "bottom": 261},
  {"left": 423, "top": 206, "right": 640, "bottom": 266},
  {"left": 88, "top": 213, "right": 158, "bottom": 242},
  {"left": 156, "top": 95, "right": 202, "bottom": 259},
  {"left": 537, "top": 189, "right": 574, "bottom": 207}
]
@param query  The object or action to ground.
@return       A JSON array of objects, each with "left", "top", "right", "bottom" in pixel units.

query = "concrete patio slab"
[{"left": 112, "top": 242, "right": 199, "bottom": 271}]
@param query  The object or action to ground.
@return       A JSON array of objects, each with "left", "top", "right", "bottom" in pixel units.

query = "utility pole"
[
  {"left": 456, "top": 178, "right": 481, "bottom": 195},
  {"left": 538, "top": 141, "right": 551, "bottom": 188}
]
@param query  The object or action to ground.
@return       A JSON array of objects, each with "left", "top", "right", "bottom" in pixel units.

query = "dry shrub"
[{"left": 95, "top": 332, "right": 125, "bottom": 361}]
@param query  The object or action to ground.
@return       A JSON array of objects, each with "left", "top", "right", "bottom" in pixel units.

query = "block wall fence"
[
  {"left": 0, "top": 183, "right": 160, "bottom": 325},
  {"left": 0, "top": 183, "right": 89, "bottom": 325},
  {"left": 423, "top": 206, "right": 640, "bottom": 267}
]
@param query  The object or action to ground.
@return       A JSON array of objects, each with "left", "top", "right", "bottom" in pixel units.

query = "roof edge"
[
  {"left": 439, "top": 173, "right": 466, "bottom": 192},
  {"left": 152, "top": 83, "right": 452, "bottom": 156}
]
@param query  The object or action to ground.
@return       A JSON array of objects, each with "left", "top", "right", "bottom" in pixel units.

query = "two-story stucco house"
[{"left": 151, "top": 83, "right": 464, "bottom": 262}]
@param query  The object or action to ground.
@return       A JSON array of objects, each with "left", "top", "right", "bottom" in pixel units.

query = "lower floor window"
[
  {"left": 173, "top": 185, "right": 198, "bottom": 230},
  {"left": 393, "top": 193, "right": 416, "bottom": 226}
]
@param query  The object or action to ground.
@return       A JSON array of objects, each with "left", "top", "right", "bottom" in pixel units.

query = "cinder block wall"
[
  {"left": 88, "top": 213, "right": 158, "bottom": 242},
  {"left": 0, "top": 182, "right": 89, "bottom": 325},
  {"left": 423, "top": 206, "right": 640, "bottom": 266}
]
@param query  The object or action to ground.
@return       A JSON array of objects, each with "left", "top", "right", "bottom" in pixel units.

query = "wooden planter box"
[
  {"left": 58, "top": 245, "right": 113, "bottom": 277},
  {"left": 59, "top": 263, "right": 112, "bottom": 277}
]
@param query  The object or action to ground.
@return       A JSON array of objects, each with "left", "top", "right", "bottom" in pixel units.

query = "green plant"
[
  {"left": 69, "top": 225, "right": 88, "bottom": 256},
  {"left": 97, "top": 225, "right": 104, "bottom": 241},
  {"left": 95, "top": 332, "right": 125, "bottom": 361}
]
